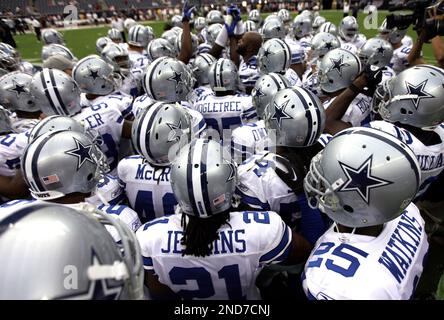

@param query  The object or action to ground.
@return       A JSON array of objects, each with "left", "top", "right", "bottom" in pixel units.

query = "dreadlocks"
[{"left": 180, "top": 210, "right": 231, "bottom": 257}]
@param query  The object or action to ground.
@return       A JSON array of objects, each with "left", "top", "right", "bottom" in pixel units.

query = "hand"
[
  {"left": 182, "top": 1, "right": 196, "bottom": 22},
  {"left": 227, "top": 4, "right": 241, "bottom": 18},
  {"left": 358, "top": 64, "right": 384, "bottom": 96}
]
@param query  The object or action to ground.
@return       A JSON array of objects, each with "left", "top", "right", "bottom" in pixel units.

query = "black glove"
[{"left": 361, "top": 64, "right": 384, "bottom": 96}]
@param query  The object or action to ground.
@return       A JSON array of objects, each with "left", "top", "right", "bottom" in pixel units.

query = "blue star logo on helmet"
[
  {"left": 65, "top": 137, "right": 95, "bottom": 171},
  {"left": 270, "top": 99, "right": 292, "bottom": 128},
  {"left": 9, "top": 80, "right": 27, "bottom": 97},
  {"left": 168, "top": 71, "right": 183, "bottom": 86},
  {"left": 338, "top": 155, "right": 393, "bottom": 204},
  {"left": 324, "top": 42, "right": 334, "bottom": 50},
  {"left": 254, "top": 87, "right": 265, "bottom": 98},
  {"left": 376, "top": 46, "right": 385, "bottom": 54},
  {"left": 166, "top": 119, "right": 183, "bottom": 142},
  {"left": 88, "top": 68, "right": 99, "bottom": 80},
  {"left": 263, "top": 49, "right": 272, "bottom": 58},
  {"left": 329, "top": 55, "right": 350, "bottom": 76},
  {"left": 405, "top": 80, "right": 434, "bottom": 109}
]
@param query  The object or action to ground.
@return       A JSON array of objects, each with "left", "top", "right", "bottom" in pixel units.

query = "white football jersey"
[
  {"left": 368, "top": 121, "right": 444, "bottom": 197},
  {"left": 131, "top": 94, "right": 155, "bottom": 117},
  {"left": 74, "top": 97, "right": 125, "bottom": 172},
  {"left": 351, "top": 33, "right": 367, "bottom": 49},
  {"left": 128, "top": 50, "right": 149, "bottom": 70},
  {"left": 381, "top": 66, "right": 396, "bottom": 83},
  {"left": 323, "top": 93, "right": 372, "bottom": 127},
  {"left": 80, "top": 92, "right": 133, "bottom": 119},
  {"left": 340, "top": 40, "right": 358, "bottom": 54},
  {"left": 136, "top": 210, "right": 292, "bottom": 299},
  {"left": 117, "top": 155, "right": 176, "bottom": 223},
  {"left": 284, "top": 37, "right": 304, "bottom": 65},
  {"left": 0, "top": 132, "right": 28, "bottom": 176},
  {"left": 236, "top": 152, "right": 300, "bottom": 221},
  {"left": 402, "top": 35, "right": 413, "bottom": 47},
  {"left": 285, "top": 68, "right": 303, "bottom": 87},
  {"left": 9, "top": 114, "right": 39, "bottom": 133},
  {"left": 0, "top": 199, "right": 141, "bottom": 243},
  {"left": 302, "top": 203, "right": 428, "bottom": 300},
  {"left": 192, "top": 93, "right": 257, "bottom": 140},
  {"left": 188, "top": 85, "right": 214, "bottom": 105},
  {"left": 85, "top": 174, "right": 126, "bottom": 207},
  {"left": 389, "top": 45, "right": 412, "bottom": 74},
  {"left": 239, "top": 55, "right": 260, "bottom": 91},
  {"left": 231, "top": 120, "right": 270, "bottom": 164}
]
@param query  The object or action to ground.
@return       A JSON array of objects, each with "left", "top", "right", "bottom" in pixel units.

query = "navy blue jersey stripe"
[{"left": 200, "top": 140, "right": 212, "bottom": 216}]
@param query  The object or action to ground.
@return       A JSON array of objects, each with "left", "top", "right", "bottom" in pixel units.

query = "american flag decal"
[
  {"left": 42, "top": 174, "right": 60, "bottom": 185},
  {"left": 213, "top": 194, "right": 225, "bottom": 206}
]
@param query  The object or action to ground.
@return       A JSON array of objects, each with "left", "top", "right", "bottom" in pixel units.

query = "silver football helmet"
[
  {"left": 42, "top": 28, "right": 65, "bottom": 45},
  {"left": 174, "top": 31, "right": 199, "bottom": 56},
  {"left": 107, "top": 28, "right": 123, "bottom": 42},
  {"left": 264, "top": 87, "right": 325, "bottom": 147},
  {"left": 313, "top": 16, "right": 327, "bottom": 33},
  {"left": 358, "top": 37, "right": 393, "bottom": 68},
  {"left": 293, "top": 14, "right": 313, "bottom": 38},
  {"left": 304, "top": 126, "right": 421, "bottom": 228},
  {"left": 161, "top": 29, "right": 179, "bottom": 49},
  {"left": 144, "top": 57, "right": 194, "bottom": 102},
  {"left": 145, "top": 25, "right": 155, "bottom": 43},
  {"left": 261, "top": 18, "right": 286, "bottom": 41},
  {"left": 373, "top": 64, "right": 444, "bottom": 129},
  {"left": 0, "top": 71, "right": 38, "bottom": 112},
  {"left": 189, "top": 53, "right": 216, "bottom": 86},
  {"left": 206, "top": 10, "right": 225, "bottom": 25},
  {"left": 252, "top": 72, "right": 290, "bottom": 118},
  {"left": 146, "top": 38, "right": 175, "bottom": 61},
  {"left": 244, "top": 20, "right": 257, "bottom": 32},
  {"left": 30, "top": 68, "right": 81, "bottom": 116},
  {"left": 131, "top": 101, "right": 192, "bottom": 166},
  {"left": 208, "top": 58, "right": 239, "bottom": 92},
  {"left": 21, "top": 130, "right": 109, "bottom": 200},
  {"left": 101, "top": 42, "right": 130, "bottom": 76},
  {"left": 317, "top": 48, "right": 361, "bottom": 93},
  {"left": 318, "top": 21, "right": 338, "bottom": 35},
  {"left": 72, "top": 55, "right": 121, "bottom": 96},
  {"left": 206, "top": 23, "right": 223, "bottom": 46},
  {"left": 96, "top": 36, "right": 112, "bottom": 54},
  {"left": 171, "top": 15, "right": 183, "bottom": 28},
  {"left": 0, "top": 201, "right": 143, "bottom": 300},
  {"left": 379, "top": 19, "right": 408, "bottom": 44},
  {"left": 278, "top": 9, "right": 291, "bottom": 24},
  {"left": 248, "top": 9, "right": 261, "bottom": 23},
  {"left": 257, "top": 38, "right": 292, "bottom": 74},
  {"left": 171, "top": 26, "right": 183, "bottom": 35},
  {"left": 0, "top": 50, "right": 18, "bottom": 76},
  {"left": 194, "top": 16, "right": 206, "bottom": 32},
  {"left": 310, "top": 32, "right": 341, "bottom": 59},
  {"left": 41, "top": 44, "right": 77, "bottom": 62},
  {"left": 0, "top": 105, "right": 12, "bottom": 134},
  {"left": 28, "top": 115, "right": 99, "bottom": 144},
  {"left": 127, "top": 25, "right": 151, "bottom": 48},
  {"left": 339, "top": 16, "right": 359, "bottom": 42},
  {"left": 171, "top": 139, "right": 237, "bottom": 218}
]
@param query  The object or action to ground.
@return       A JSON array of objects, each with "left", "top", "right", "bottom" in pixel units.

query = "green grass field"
[{"left": 14, "top": 10, "right": 436, "bottom": 64}]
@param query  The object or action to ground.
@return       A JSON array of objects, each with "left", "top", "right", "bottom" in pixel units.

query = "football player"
[
  {"left": 0, "top": 201, "right": 144, "bottom": 300},
  {"left": 136, "top": 139, "right": 312, "bottom": 299},
  {"left": 303, "top": 127, "right": 428, "bottom": 299},
  {"left": 338, "top": 16, "right": 366, "bottom": 52}
]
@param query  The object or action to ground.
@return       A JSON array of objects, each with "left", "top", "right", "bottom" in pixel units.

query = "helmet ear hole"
[
  {"left": 343, "top": 205, "right": 354, "bottom": 213},
  {"left": 400, "top": 108, "right": 407, "bottom": 115},
  {"left": 87, "top": 173, "right": 94, "bottom": 181}
]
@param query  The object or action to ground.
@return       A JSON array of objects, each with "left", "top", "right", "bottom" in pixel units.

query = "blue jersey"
[{"left": 136, "top": 210, "right": 292, "bottom": 299}]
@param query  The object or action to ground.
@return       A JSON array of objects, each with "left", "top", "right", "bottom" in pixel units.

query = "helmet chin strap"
[{"left": 333, "top": 222, "right": 357, "bottom": 243}]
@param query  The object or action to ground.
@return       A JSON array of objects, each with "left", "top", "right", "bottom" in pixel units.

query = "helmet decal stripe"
[
  {"left": 199, "top": 139, "right": 213, "bottom": 217},
  {"left": 48, "top": 69, "right": 69, "bottom": 115},
  {"left": 186, "top": 139, "right": 199, "bottom": 216},
  {"left": 191, "top": 139, "right": 207, "bottom": 216},
  {"left": 304, "top": 90, "right": 323, "bottom": 145},
  {"left": 147, "top": 58, "right": 165, "bottom": 100},
  {"left": 141, "top": 104, "right": 162, "bottom": 162},
  {"left": 30, "top": 134, "right": 53, "bottom": 192},
  {"left": 269, "top": 73, "right": 283, "bottom": 89},
  {"left": 0, "top": 205, "right": 43, "bottom": 236},
  {"left": 40, "top": 70, "right": 63, "bottom": 115},
  {"left": 292, "top": 88, "right": 314, "bottom": 146}
]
